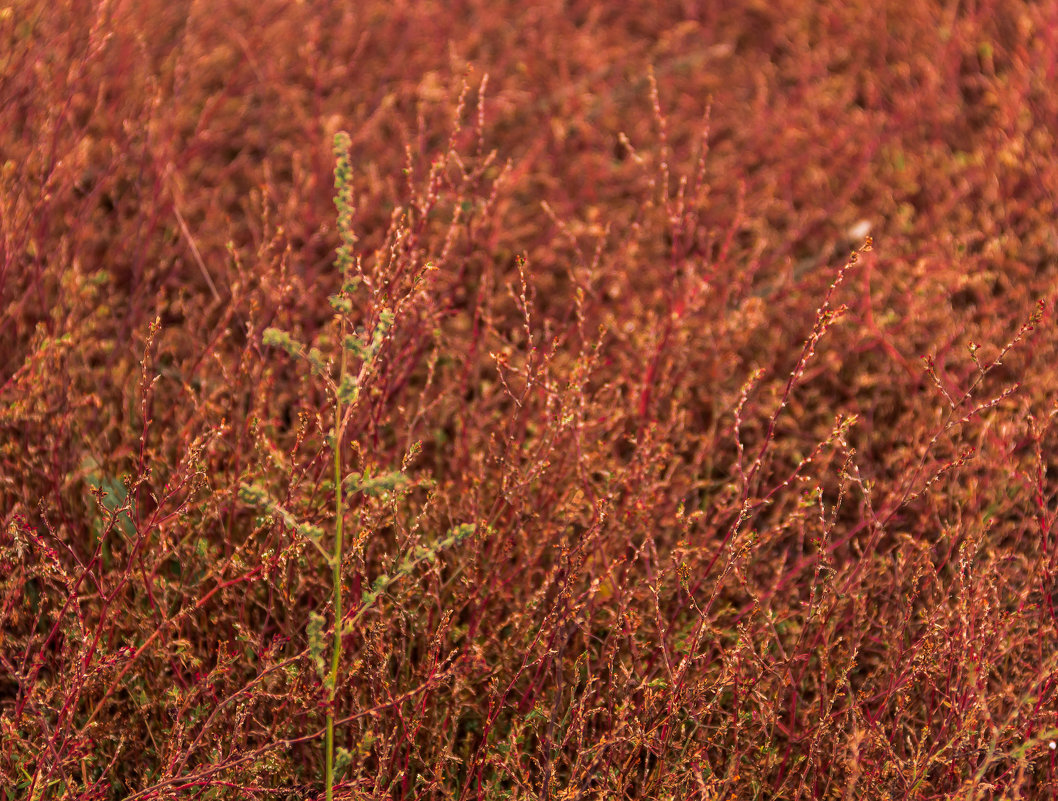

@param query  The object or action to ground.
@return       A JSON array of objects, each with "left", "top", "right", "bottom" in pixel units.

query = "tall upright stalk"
[
  {"left": 324, "top": 324, "right": 345, "bottom": 800},
  {"left": 250, "top": 133, "right": 473, "bottom": 799},
  {"left": 325, "top": 131, "right": 355, "bottom": 801}
]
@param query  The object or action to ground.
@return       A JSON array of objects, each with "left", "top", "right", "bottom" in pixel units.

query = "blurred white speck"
[
  {"left": 847, "top": 220, "right": 872, "bottom": 241},
  {"left": 1050, "top": 741, "right": 1056, "bottom": 750}
]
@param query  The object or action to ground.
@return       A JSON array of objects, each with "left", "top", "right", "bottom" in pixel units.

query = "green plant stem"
[{"left": 325, "top": 316, "right": 348, "bottom": 801}]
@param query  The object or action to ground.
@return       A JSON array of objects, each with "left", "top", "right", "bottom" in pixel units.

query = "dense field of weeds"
[{"left": 4, "top": 1, "right": 1058, "bottom": 798}]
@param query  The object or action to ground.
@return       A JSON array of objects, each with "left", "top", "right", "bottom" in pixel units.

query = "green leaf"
[
  {"left": 334, "top": 747, "right": 353, "bottom": 778},
  {"left": 307, "top": 612, "right": 328, "bottom": 679},
  {"left": 337, "top": 374, "right": 359, "bottom": 405},
  {"left": 329, "top": 295, "right": 353, "bottom": 313},
  {"left": 81, "top": 455, "right": 136, "bottom": 540},
  {"left": 238, "top": 482, "right": 270, "bottom": 507},
  {"left": 343, "top": 334, "right": 367, "bottom": 359},
  {"left": 342, "top": 469, "right": 407, "bottom": 496},
  {"left": 262, "top": 327, "right": 304, "bottom": 359}
]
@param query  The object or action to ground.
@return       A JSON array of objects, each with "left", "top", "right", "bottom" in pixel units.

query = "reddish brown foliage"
[{"left": 3, "top": 1, "right": 1058, "bottom": 798}]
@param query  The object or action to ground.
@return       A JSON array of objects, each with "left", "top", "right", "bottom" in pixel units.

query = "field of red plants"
[{"left": 4, "top": 1, "right": 1058, "bottom": 798}]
